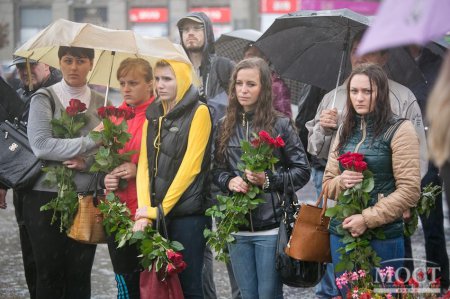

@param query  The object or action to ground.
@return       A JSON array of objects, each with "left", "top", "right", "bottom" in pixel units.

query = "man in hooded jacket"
[{"left": 177, "top": 12, "right": 237, "bottom": 299}]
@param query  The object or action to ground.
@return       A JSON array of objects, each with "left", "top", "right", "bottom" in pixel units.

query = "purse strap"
[
  {"left": 156, "top": 203, "right": 169, "bottom": 239},
  {"left": 84, "top": 172, "right": 100, "bottom": 206},
  {"left": 314, "top": 183, "right": 329, "bottom": 219}
]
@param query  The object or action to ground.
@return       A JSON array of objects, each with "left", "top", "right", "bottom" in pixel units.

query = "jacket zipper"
[
  {"left": 354, "top": 116, "right": 366, "bottom": 153},
  {"left": 243, "top": 112, "right": 255, "bottom": 232}
]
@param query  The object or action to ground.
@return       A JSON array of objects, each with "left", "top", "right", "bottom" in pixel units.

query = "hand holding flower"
[
  {"left": 104, "top": 174, "right": 119, "bottom": 192},
  {"left": 244, "top": 169, "right": 265, "bottom": 187},
  {"left": 228, "top": 176, "right": 249, "bottom": 193},
  {"left": 110, "top": 162, "right": 136, "bottom": 180},
  {"left": 342, "top": 214, "right": 368, "bottom": 237},
  {"left": 92, "top": 122, "right": 104, "bottom": 132},
  {"left": 340, "top": 169, "right": 364, "bottom": 189},
  {"left": 133, "top": 218, "right": 151, "bottom": 232},
  {"left": 62, "top": 156, "right": 86, "bottom": 171}
]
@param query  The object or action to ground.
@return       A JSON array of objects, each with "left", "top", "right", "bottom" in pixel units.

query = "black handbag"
[
  {"left": 275, "top": 171, "right": 326, "bottom": 288},
  {"left": 0, "top": 90, "right": 55, "bottom": 190},
  {"left": 0, "top": 120, "right": 43, "bottom": 189}
]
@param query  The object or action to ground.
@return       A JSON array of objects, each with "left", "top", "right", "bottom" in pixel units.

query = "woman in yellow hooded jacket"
[{"left": 133, "top": 59, "right": 212, "bottom": 299}]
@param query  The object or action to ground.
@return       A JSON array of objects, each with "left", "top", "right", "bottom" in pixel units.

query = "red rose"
[
  {"left": 251, "top": 138, "right": 261, "bottom": 148},
  {"left": 167, "top": 250, "right": 184, "bottom": 265},
  {"left": 350, "top": 152, "right": 364, "bottom": 162},
  {"left": 353, "top": 160, "right": 368, "bottom": 172},
  {"left": 175, "top": 260, "right": 187, "bottom": 273},
  {"left": 337, "top": 152, "right": 352, "bottom": 161},
  {"left": 97, "top": 106, "right": 107, "bottom": 118},
  {"left": 339, "top": 157, "right": 353, "bottom": 169},
  {"left": 258, "top": 130, "right": 276, "bottom": 146},
  {"left": 66, "top": 99, "right": 86, "bottom": 116},
  {"left": 166, "top": 263, "right": 177, "bottom": 275},
  {"left": 360, "top": 292, "right": 371, "bottom": 299},
  {"left": 408, "top": 278, "right": 419, "bottom": 288},
  {"left": 66, "top": 106, "right": 78, "bottom": 117},
  {"left": 393, "top": 279, "right": 404, "bottom": 287},
  {"left": 274, "top": 136, "right": 285, "bottom": 148}
]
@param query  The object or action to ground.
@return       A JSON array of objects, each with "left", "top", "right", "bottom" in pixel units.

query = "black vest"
[{"left": 145, "top": 86, "right": 212, "bottom": 217}]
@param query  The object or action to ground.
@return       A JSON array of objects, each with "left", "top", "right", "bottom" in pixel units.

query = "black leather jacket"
[{"left": 212, "top": 111, "right": 311, "bottom": 231}]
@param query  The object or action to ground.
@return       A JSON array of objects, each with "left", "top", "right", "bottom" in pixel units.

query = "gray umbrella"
[{"left": 255, "top": 9, "right": 424, "bottom": 93}]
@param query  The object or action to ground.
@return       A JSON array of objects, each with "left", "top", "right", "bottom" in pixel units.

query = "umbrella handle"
[
  {"left": 331, "top": 30, "right": 350, "bottom": 108},
  {"left": 104, "top": 51, "right": 116, "bottom": 107}
]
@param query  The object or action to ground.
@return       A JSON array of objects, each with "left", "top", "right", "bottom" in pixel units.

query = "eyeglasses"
[
  {"left": 180, "top": 25, "right": 204, "bottom": 33},
  {"left": 15, "top": 63, "right": 38, "bottom": 70}
]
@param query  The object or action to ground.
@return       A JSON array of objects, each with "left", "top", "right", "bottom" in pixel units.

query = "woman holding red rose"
[
  {"left": 101, "top": 58, "right": 155, "bottom": 299},
  {"left": 212, "top": 57, "right": 310, "bottom": 299},
  {"left": 26, "top": 46, "right": 105, "bottom": 299},
  {"left": 323, "top": 64, "right": 421, "bottom": 296}
]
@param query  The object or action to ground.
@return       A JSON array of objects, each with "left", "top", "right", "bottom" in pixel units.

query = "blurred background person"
[
  {"left": 243, "top": 43, "right": 292, "bottom": 118},
  {"left": 403, "top": 45, "right": 449, "bottom": 293},
  {"left": 177, "top": 12, "right": 235, "bottom": 299}
]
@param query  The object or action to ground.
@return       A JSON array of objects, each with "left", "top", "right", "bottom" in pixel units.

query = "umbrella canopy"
[
  {"left": 215, "top": 29, "right": 263, "bottom": 62},
  {"left": 358, "top": 0, "right": 450, "bottom": 55},
  {"left": 14, "top": 19, "right": 193, "bottom": 91},
  {"left": 255, "top": 9, "right": 423, "bottom": 92}
]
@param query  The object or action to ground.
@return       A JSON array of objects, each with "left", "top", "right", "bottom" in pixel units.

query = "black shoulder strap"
[{"left": 383, "top": 118, "right": 407, "bottom": 142}]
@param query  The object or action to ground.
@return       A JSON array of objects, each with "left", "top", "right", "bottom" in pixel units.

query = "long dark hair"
[
  {"left": 337, "top": 63, "right": 392, "bottom": 152},
  {"left": 216, "top": 57, "right": 277, "bottom": 162}
]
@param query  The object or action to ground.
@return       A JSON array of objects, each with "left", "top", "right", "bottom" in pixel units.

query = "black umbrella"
[
  {"left": 255, "top": 9, "right": 423, "bottom": 93},
  {"left": 216, "top": 28, "right": 305, "bottom": 102},
  {"left": 216, "top": 29, "right": 263, "bottom": 62}
]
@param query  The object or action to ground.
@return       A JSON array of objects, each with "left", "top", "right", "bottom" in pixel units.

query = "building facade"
[{"left": 0, "top": 0, "right": 379, "bottom": 61}]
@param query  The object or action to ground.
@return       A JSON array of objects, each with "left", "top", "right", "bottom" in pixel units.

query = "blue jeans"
[
  {"left": 312, "top": 167, "right": 339, "bottom": 298},
  {"left": 330, "top": 234, "right": 405, "bottom": 297},
  {"left": 169, "top": 215, "right": 211, "bottom": 299},
  {"left": 228, "top": 234, "right": 283, "bottom": 299}
]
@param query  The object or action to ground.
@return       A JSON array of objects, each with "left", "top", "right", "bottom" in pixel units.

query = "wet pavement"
[{"left": 1, "top": 180, "right": 449, "bottom": 299}]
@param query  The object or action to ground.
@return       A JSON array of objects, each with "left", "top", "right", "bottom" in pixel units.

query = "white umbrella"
[{"left": 14, "top": 19, "right": 194, "bottom": 105}]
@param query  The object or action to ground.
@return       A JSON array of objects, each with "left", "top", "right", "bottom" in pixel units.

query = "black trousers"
[
  {"left": 22, "top": 190, "right": 96, "bottom": 299},
  {"left": 13, "top": 190, "right": 36, "bottom": 299},
  {"left": 404, "top": 169, "right": 449, "bottom": 289},
  {"left": 107, "top": 233, "right": 141, "bottom": 299}
]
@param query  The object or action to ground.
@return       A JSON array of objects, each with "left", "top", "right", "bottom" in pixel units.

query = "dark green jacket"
[{"left": 329, "top": 116, "right": 406, "bottom": 239}]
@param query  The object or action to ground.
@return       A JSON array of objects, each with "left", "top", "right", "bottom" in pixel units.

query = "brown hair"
[
  {"left": 337, "top": 63, "right": 392, "bottom": 152},
  {"left": 215, "top": 57, "right": 278, "bottom": 162},
  {"left": 427, "top": 51, "right": 450, "bottom": 166},
  {"left": 116, "top": 58, "right": 153, "bottom": 82}
]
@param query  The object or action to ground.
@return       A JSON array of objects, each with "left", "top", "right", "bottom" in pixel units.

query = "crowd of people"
[{"left": 0, "top": 10, "right": 449, "bottom": 299}]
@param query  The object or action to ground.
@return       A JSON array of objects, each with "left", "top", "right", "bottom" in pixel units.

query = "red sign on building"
[
  {"left": 129, "top": 8, "right": 168, "bottom": 23},
  {"left": 260, "top": 0, "right": 298, "bottom": 13},
  {"left": 189, "top": 7, "right": 231, "bottom": 23}
]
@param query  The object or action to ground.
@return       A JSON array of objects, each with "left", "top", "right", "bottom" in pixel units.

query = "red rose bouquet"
[
  {"left": 89, "top": 106, "right": 136, "bottom": 246},
  {"left": 132, "top": 226, "right": 187, "bottom": 280},
  {"left": 41, "top": 99, "right": 88, "bottom": 232},
  {"left": 325, "top": 152, "right": 383, "bottom": 273},
  {"left": 204, "top": 130, "right": 285, "bottom": 262}
]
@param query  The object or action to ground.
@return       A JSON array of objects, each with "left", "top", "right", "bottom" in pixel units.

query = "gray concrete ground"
[{"left": 0, "top": 180, "right": 449, "bottom": 298}]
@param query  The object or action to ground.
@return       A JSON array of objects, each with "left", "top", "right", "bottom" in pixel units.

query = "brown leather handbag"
[
  {"left": 284, "top": 186, "right": 332, "bottom": 263},
  {"left": 67, "top": 173, "right": 106, "bottom": 244}
]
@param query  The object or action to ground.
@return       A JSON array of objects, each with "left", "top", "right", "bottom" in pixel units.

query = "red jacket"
[{"left": 114, "top": 97, "right": 154, "bottom": 218}]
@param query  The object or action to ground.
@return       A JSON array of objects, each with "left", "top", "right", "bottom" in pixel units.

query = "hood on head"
[
  {"left": 159, "top": 60, "right": 193, "bottom": 113},
  {"left": 177, "top": 11, "right": 215, "bottom": 56}
]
